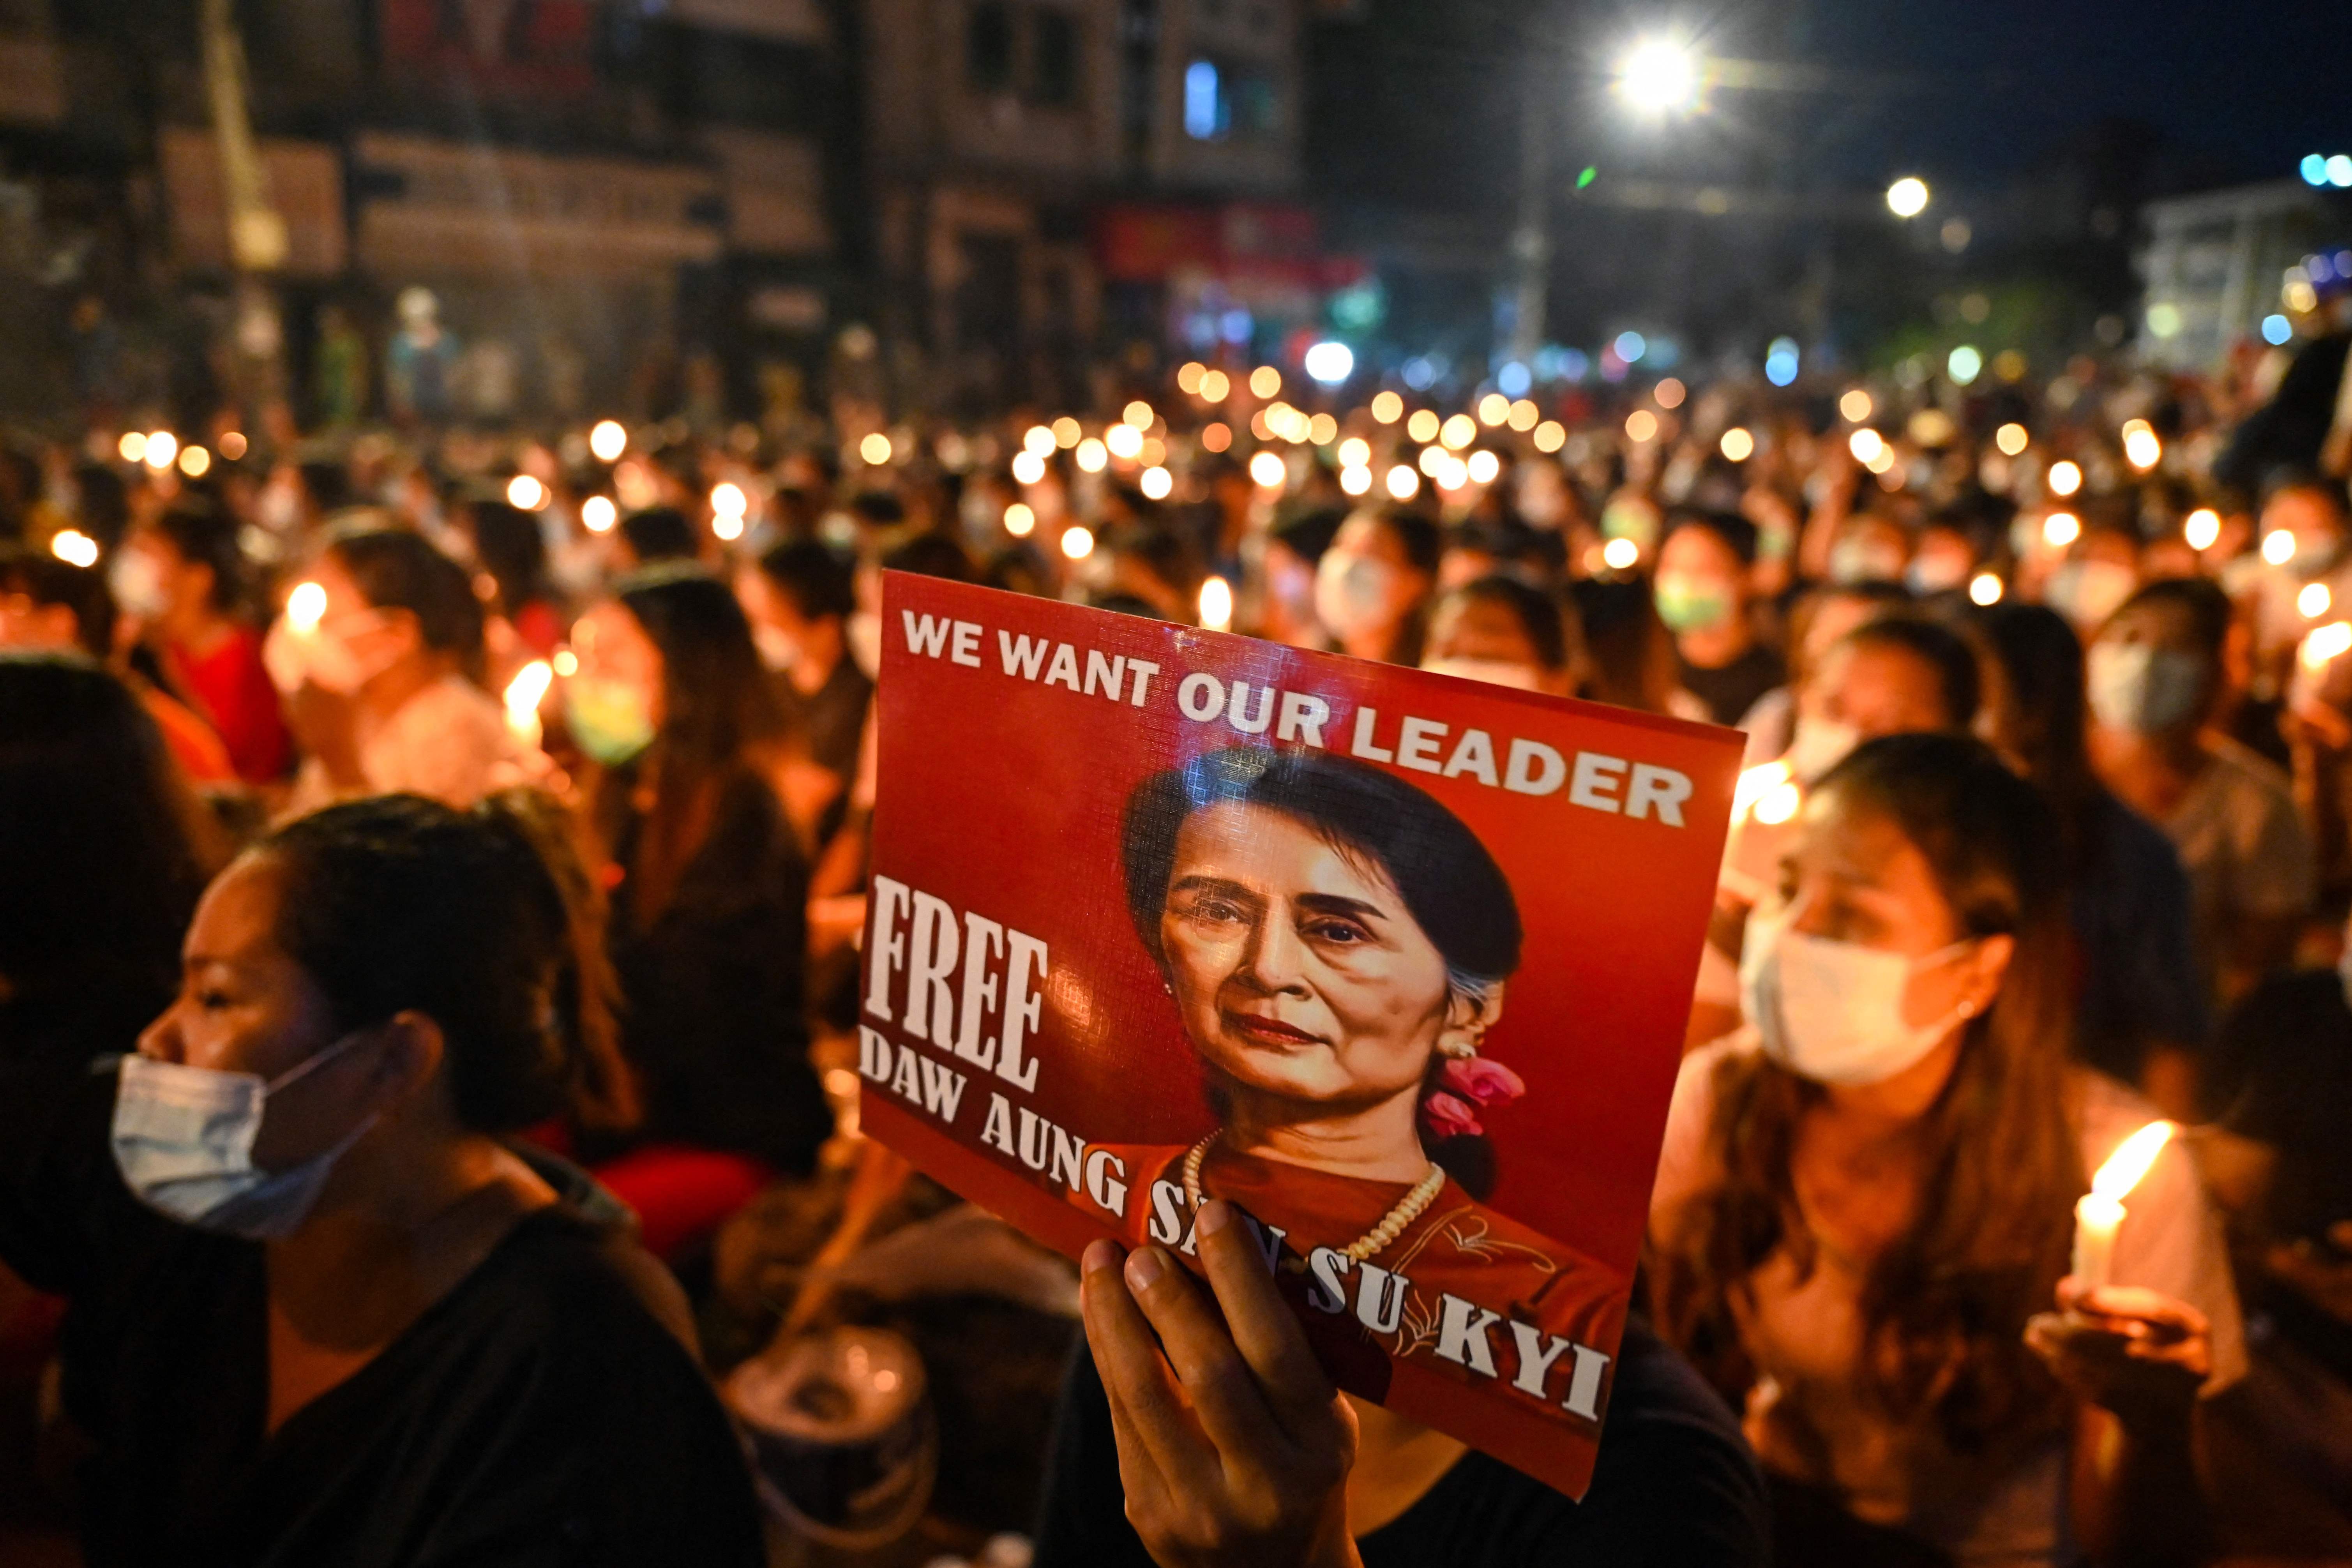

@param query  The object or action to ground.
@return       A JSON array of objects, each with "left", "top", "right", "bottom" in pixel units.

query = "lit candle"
[
  {"left": 503, "top": 659, "right": 553, "bottom": 751},
  {"left": 2072, "top": 1120, "right": 2173, "bottom": 1292}
]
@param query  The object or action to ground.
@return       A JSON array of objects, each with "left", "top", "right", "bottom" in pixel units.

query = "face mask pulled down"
[
  {"left": 1739, "top": 903, "right": 1978, "bottom": 1086},
  {"left": 111, "top": 1034, "right": 380, "bottom": 1241}
]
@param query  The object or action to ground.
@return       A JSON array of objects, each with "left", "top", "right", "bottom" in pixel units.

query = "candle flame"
[
  {"left": 504, "top": 660, "right": 553, "bottom": 728},
  {"left": 285, "top": 580, "right": 328, "bottom": 634},
  {"left": 2089, "top": 1120, "right": 2172, "bottom": 1201}
]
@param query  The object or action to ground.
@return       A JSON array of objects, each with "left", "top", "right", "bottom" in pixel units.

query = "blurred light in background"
[
  {"left": 1124, "top": 401, "right": 1156, "bottom": 429},
  {"left": 1140, "top": 465, "right": 1174, "bottom": 500},
  {"left": 1201, "top": 422, "right": 1232, "bottom": 452},
  {"left": 1496, "top": 361, "right": 1533, "bottom": 397},
  {"left": 1060, "top": 526, "right": 1095, "bottom": 561},
  {"left": 2263, "top": 314, "right": 2293, "bottom": 344},
  {"left": 1533, "top": 420, "right": 1566, "bottom": 452},
  {"left": 1848, "top": 429, "right": 1886, "bottom": 464},
  {"left": 1004, "top": 502, "right": 1036, "bottom": 537},
  {"left": 1508, "top": 399, "right": 1540, "bottom": 432},
  {"left": 1198, "top": 576, "right": 1233, "bottom": 631},
  {"left": 1011, "top": 451, "right": 1046, "bottom": 486},
  {"left": 2331, "top": 155, "right": 2352, "bottom": 188},
  {"left": 219, "top": 431, "right": 248, "bottom": 460},
  {"left": 589, "top": 420, "right": 628, "bottom": 463},
  {"left": 2047, "top": 460, "right": 2082, "bottom": 497},
  {"left": 1995, "top": 422, "right": 2029, "bottom": 456},
  {"left": 1654, "top": 377, "right": 1686, "bottom": 410},
  {"left": 1304, "top": 341, "right": 1355, "bottom": 385},
  {"left": 143, "top": 431, "right": 178, "bottom": 471},
  {"left": 1947, "top": 345, "right": 1982, "bottom": 385},
  {"left": 1625, "top": 410, "right": 1658, "bottom": 442},
  {"left": 1249, "top": 366, "right": 1282, "bottom": 398},
  {"left": 1106, "top": 424, "right": 1144, "bottom": 460},
  {"left": 1886, "top": 177, "right": 1929, "bottom": 217},
  {"left": 581, "top": 496, "right": 617, "bottom": 533},
  {"left": 1614, "top": 330, "right": 1647, "bottom": 363},
  {"left": 1601, "top": 537, "right": 1640, "bottom": 570},
  {"left": 1764, "top": 339, "right": 1799, "bottom": 387},
  {"left": 859, "top": 433, "right": 893, "bottom": 465},
  {"left": 1385, "top": 464, "right": 1420, "bottom": 500},
  {"left": 2043, "top": 511, "right": 2080, "bottom": 548},
  {"left": 1337, "top": 436, "right": 1370, "bottom": 467},
  {"left": 507, "top": 474, "right": 549, "bottom": 510},
  {"left": 1839, "top": 388, "right": 1873, "bottom": 422},
  {"left": 1478, "top": 392, "right": 1511, "bottom": 426},
  {"left": 117, "top": 431, "right": 146, "bottom": 464},
  {"left": 2122, "top": 422, "right": 2162, "bottom": 470},
  {"left": 711, "top": 482, "right": 747, "bottom": 519},
  {"left": 1440, "top": 414, "right": 1476, "bottom": 450},
  {"left": 1176, "top": 363, "right": 1206, "bottom": 394},
  {"left": 1024, "top": 425, "right": 1056, "bottom": 457},
  {"left": 1969, "top": 572, "right": 2004, "bottom": 606},
  {"left": 1406, "top": 408, "right": 1440, "bottom": 442},
  {"left": 1719, "top": 427, "right": 1755, "bottom": 461},
  {"left": 286, "top": 581, "right": 328, "bottom": 633},
  {"left": 1371, "top": 391, "right": 1403, "bottom": 424},
  {"left": 1076, "top": 438, "right": 1110, "bottom": 472},
  {"left": 553, "top": 650, "right": 577, "bottom": 677},
  {"left": 2264, "top": 528, "right": 2298, "bottom": 565},
  {"left": 2304, "top": 621, "right": 2352, "bottom": 667},
  {"left": 1051, "top": 417, "right": 1082, "bottom": 448},
  {"left": 2184, "top": 509, "right": 2220, "bottom": 551},
  {"left": 1466, "top": 450, "right": 1501, "bottom": 485},
  {"left": 1340, "top": 464, "right": 1372, "bottom": 496},
  {"left": 1197, "top": 370, "right": 1231, "bottom": 403},
  {"left": 2304, "top": 154, "right": 2330, "bottom": 186},
  {"left": 2302, "top": 582, "right": 2333, "bottom": 620},
  {"left": 49, "top": 528, "right": 96, "bottom": 567},
  {"left": 1248, "top": 450, "right": 1287, "bottom": 488},
  {"left": 178, "top": 445, "right": 212, "bottom": 478}
]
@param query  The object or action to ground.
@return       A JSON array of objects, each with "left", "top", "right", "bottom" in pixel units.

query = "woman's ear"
[
  {"left": 376, "top": 1009, "right": 447, "bottom": 1110},
  {"left": 1962, "top": 933, "right": 2013, "bottom": 1017},
  {"left": 1438, "top": 981, "right": 1506, "bottom": 1056}
]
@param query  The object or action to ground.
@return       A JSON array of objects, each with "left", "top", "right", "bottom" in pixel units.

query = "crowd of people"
[{"left": 2, "top": 291, "right": 2351, "bottom": 1566}]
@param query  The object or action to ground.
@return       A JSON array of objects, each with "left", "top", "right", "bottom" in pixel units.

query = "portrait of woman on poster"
[{"left": 1091, "top": 745, "right": 1619, "bottom": 1417}]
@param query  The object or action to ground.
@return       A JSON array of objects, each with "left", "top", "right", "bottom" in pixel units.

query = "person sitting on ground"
[{"left": 0, "top": 791, "right": 765, "bottom": 1565}]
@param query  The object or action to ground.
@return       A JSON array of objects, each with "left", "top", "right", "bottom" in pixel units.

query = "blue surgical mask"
[{"left": 110, "top": 1033, "right": 381, "bottom": 1240}]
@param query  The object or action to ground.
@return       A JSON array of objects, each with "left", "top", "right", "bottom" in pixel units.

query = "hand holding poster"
[{"left": 859, "top": 573, "right": 1742, "bottom": 1499}]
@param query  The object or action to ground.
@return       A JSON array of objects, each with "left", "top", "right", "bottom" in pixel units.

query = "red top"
[
  {"left": 138, "top": 683, "right": 235, "bottom": 785},
  {"left": 166, "top": 625, "right": 290, "bottom": 784}
]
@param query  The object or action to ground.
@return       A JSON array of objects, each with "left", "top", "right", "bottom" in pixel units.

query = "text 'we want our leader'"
[{"left": 895, "top": 608, "right": 1700, "bottom": 826}]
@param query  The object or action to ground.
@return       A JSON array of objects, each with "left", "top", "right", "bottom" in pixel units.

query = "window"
[
  {"left": 1031, "top": 9, "right": 1080, "bottom": 106},
  {"left": 1183, "top": 57, "right": 1278, "bottom": 140},
  {"left": 968, "top": 1, "right": 1016, "bottom": 93}
]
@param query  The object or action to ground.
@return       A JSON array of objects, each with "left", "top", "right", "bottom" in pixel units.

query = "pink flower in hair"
[
  {"left": 1421, "top": 1089, "right": 1484, "bottom": 1141},
  {"left": 1440, "top": 1056, "right": 1526, "bottom": 1108}
]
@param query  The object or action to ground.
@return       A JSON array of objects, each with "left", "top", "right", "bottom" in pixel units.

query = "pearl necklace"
[{"left": 1181, "top": 1135, "right": 1448, "bottom": 1263}]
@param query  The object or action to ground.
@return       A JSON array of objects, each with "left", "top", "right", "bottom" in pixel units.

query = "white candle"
[{"left": 2071, "top": 1121, "right": 2173, "bottom": 1295}]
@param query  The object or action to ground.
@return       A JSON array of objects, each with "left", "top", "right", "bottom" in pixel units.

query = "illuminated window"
[
  {"left": 1183, "top": 57, "right": 1280, "bottom": 141},
  {"left": 1184, "top": 59, "right": 1222, "bottom": 139}
]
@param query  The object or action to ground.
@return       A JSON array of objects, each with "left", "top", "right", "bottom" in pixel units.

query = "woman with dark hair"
[
  {"left": 0, "top": 792, "right": 763, "bottom": 1565},
  {"left": 1313, "top": 506, "right": 1441, "bottom": 664},
  {"left": 272, "top": 524, "right": 524, "bottom": 814},
  {"left": 117, "top": 501, "right": 290, "bottom": 784},
  {"left": 1651, "top": 733, "right": 2243, "bottom": 1568},
  {"left": 566, "top": 565, "right": 830, "bottom": 1180},
  {"left": 1420, "top": 573, "right": 1575, "bottom": 695},
  {"left": 465, "top": 496, "right": 564, "bottom": 659},
  {"left": 0, "top": 653, "right": 221, "bottom": 1068},
  {"left": 1035, "top": 746, "right": 1769, "bottom": 1565},
  {"left": 1979, "top": 603, "right": 2207, "bottom": 1112}
]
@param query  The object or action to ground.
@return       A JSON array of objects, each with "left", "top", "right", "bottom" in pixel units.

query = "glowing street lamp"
[
  {"left": 1614, "top": 38, "right": 1699, "bottom": 115},
  {"left": 1886, "top": 177, "right": 1930, "bottom": 219}
]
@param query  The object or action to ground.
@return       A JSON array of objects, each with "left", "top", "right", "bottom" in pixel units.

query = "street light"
[
  {"left": 1614, "top": 38, "right": 1699, "bottom": 115},
  {"left": 1886, "top": 177, "right": 1929, "bottom": 218}
]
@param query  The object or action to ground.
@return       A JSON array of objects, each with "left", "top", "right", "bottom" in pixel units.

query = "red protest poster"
[{"left": 860, "top": 572, "right": 1742, "bottom": 1499}]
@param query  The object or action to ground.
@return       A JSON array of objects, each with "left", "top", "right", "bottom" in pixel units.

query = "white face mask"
[
  {"left": 110, "top": 1033, "right": 381, "bottom": 1240},
  {"left": 1739, "top": 904, "right": 1978, "bottom": 1086},
  {"left": 2086, "top": 641, "right": 2205, "bottom": 734},
  {"left": 1420, "top": 655, "right": 1544, "bottom": 691},
  {"left": 752, "top": 623, "right": 802, "bottom": 673},
  {"left": 845, "top": 610, "right": 881, "bottom": 679},
  {"left": 1314, "top": 550, "right": 1406, "bottom": 642},
  {"left": 109, "top": 548, "right": 169, "bottom": 619},
  {"left": 1784, "top": 715, "right": 1861, "bottom": 784},
  {"left": 262, "top": 609, "right": 400, "bottom": 697}
]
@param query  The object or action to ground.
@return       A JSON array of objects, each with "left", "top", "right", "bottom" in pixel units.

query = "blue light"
[
  {"left": 1303, "top": 340, "right": 1355, "bottom": 385},
  {"left": 2331, "top": 155, "right": 2352, "bottom": 189},
  {"left": 2263, "top": 314, "right": 2293, "bottom": 345},
  {"left": 1765, "top": 351, "right": 1799, "bottom": 387},
  {"left": 2339, "top": 249, "right": 2352, "bottom": 276},
  {"left": 2303, "top": 154, "right": 2330, "bottom": 186},
  {"left": 1184, "top": 60, "right": 1221, "bottom": 140},
  {"left": 1613, "top": 330, "right": 1647, "bottom": 363},
  {"left": 1402, "top": 357, "right": 1436, "bottom": 390},
  {"left": 1219, "top": 308, "right": 1252, "bottom": 344},
  {"left": 1559, "top": 347, "right": 1591, "bottom": 381},
  {"left": 1496, "top": 360, "right": 1532, "bottom": 397},
  {"left": 2313, "top": 254, "right": 2335, "bottom": 283}
]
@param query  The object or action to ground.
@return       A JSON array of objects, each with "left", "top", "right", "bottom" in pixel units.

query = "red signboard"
[
  {"left": 378, "top": 0, "right": 597, "bottom": 95},
  {"left": 860, "top": 575, "right": 1741, "bottom": 1499}
]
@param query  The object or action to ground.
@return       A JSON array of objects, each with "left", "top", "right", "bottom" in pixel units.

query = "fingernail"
[
  {"left": 1125, "top": 1247, "right": 1165, "bottom": 1291},
  {"left": 1197, "top": 1198, "right": 1230, "bottom": 1237},
  {"left": 1082, "top": 1239, "right": 1123, "bottom": 1277}
]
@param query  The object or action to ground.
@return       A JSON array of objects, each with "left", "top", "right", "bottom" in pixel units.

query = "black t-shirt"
[
  {"left": 1031, "top": 1316, "right": 1768, "bottom": 1568},
  {"left": 0, "top": 1057, "right": 766, "bottom": 1568},
  {"left": 1677, "top": 645, "right": 1785, "bottom": 730}
]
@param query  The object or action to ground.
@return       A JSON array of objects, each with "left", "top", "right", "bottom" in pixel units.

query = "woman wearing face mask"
[
  {"left": 1419, "top": 574, "right": 1574, "bottom": 694},
  {"left": 271, "top": 525, "right": 530, "bottom": 816},
  {"left": 117, "top": 501, "right": 291, "bottom": 785},
  {"left": 565, "top": 566, "right": 831, "bottom": 1184},
  {"left": 1653, "top": 512, "right": 1785, "bottom": 729},
  {"left": 2086, "top": 578, "right": 2314, "bottom": 1002},
  {"left": 1653, "top": 734, "right": 2245, "bottom": 1568},
  {"left": 0, "top": 791, "right": 765, "bottom": 1566},
  {"left": 1255, "top": 509, "right": 1345, "bottom": 651},
  {"left": 1314, "top": 506, "right": 1441, "bottom": 665}
]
